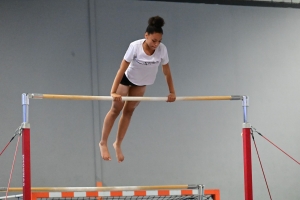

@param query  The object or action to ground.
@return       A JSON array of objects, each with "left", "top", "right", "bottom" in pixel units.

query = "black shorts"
[{"left": 120, "top": 74, "right": 138, "bottom": 86}]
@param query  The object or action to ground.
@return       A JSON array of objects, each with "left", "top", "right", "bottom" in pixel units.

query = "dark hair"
[{"left": 146, "top": 16, "right": 165, "bottom": 34}]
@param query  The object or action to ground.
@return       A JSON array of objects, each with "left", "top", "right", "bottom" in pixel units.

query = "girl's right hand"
[{"left": 111, "top": 93, "right": 122, "bottom": 101}]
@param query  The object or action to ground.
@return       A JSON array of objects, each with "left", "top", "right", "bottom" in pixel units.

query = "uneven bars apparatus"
[{"left": 19, "top": 93, "right": 251, "bottom": 200}]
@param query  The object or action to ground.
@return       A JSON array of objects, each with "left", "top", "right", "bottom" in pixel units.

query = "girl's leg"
[
  {"left": 99, "top": 84, "right": 129, "bottom": 161},
  {"left": 113, "top": 85, "right": 146, "bottom": 162}
]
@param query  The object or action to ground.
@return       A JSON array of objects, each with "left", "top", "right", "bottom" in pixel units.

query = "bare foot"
[
  {"left": 113, "top": 142, "right": 124, "bottom": 163},
  {"left": 99, "top": 142, "right": 111, "bottom": 161}
]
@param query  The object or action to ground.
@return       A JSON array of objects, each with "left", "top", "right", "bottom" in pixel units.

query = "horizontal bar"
[
  {"left": 1, "top": 185, "right": 198, "bottom": 192},
  {"left": 28, "top": 93, "right": 243, "bottom": 101}
]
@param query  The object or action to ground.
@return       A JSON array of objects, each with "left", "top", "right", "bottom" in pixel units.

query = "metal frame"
[{"left": 18, "top": 93, "right": 250, "bottom": 200}]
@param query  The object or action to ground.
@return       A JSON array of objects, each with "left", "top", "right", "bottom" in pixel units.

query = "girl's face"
[{"left": 144, "top": 32, "right": 162, "bottom": 51}]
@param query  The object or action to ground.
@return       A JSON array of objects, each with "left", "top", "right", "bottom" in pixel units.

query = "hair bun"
[{"left": 148, "top": 16, "right": 165, "bottom": 28}]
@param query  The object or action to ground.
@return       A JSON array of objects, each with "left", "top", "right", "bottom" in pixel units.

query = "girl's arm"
[
  {"left": 162, "top": 63, "right": 176, "bottom": 102},
  {"left": 110, "top": 59, "right": 130, "bottom": 100}
]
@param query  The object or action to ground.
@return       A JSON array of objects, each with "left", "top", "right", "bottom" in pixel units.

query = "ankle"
[
  {"left": 99, "top": 141, "right": 107, "bottom": 146},
  {"left": 113, "top": 141, "right": 122, "bottom": 146}
]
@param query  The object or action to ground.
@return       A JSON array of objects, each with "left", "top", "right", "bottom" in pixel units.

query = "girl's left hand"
[{"left": 167, "top": 93, "right": 176, "bottom": 102}]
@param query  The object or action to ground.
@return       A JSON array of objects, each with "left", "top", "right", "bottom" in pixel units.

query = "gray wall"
[{"left": 1, "top": 0, "right": 299, "bottom": 199}]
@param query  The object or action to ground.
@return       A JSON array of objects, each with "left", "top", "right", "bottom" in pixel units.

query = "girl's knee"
[
  {"left": 122, "top": 108, "right": 135, "bottom": 116},
  {"left": 123, "top": 103, "right": 139, "bottom": 116},
  {"left": 110, "top": 106, "right": 123, "bottom": 116},
  {"left": 113, "top": 109, "right": 121, "bottom": 114}
]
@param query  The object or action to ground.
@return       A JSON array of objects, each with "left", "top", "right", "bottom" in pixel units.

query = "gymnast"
[{"left": 99, "top": 16, "right": 176, "bottom": 162}]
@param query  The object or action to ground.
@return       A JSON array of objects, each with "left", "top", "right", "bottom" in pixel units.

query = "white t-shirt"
[{"left": 124, "top": 39, "right": 169, "bottom": 86}]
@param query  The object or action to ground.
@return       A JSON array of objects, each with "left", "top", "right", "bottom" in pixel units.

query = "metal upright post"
[
  {"left": 22, "top": 94, "right": 31, "bottom": 200},
  {"left": 197, "top": 184, "right": 204, "bottom": 200},
  {"left": 242, "top": 96, "right": 253, "bottom": 200}
]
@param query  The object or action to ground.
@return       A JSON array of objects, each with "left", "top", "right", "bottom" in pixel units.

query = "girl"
[{"left": 100, "top": 16, "right": 176, "bottom": 162}]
